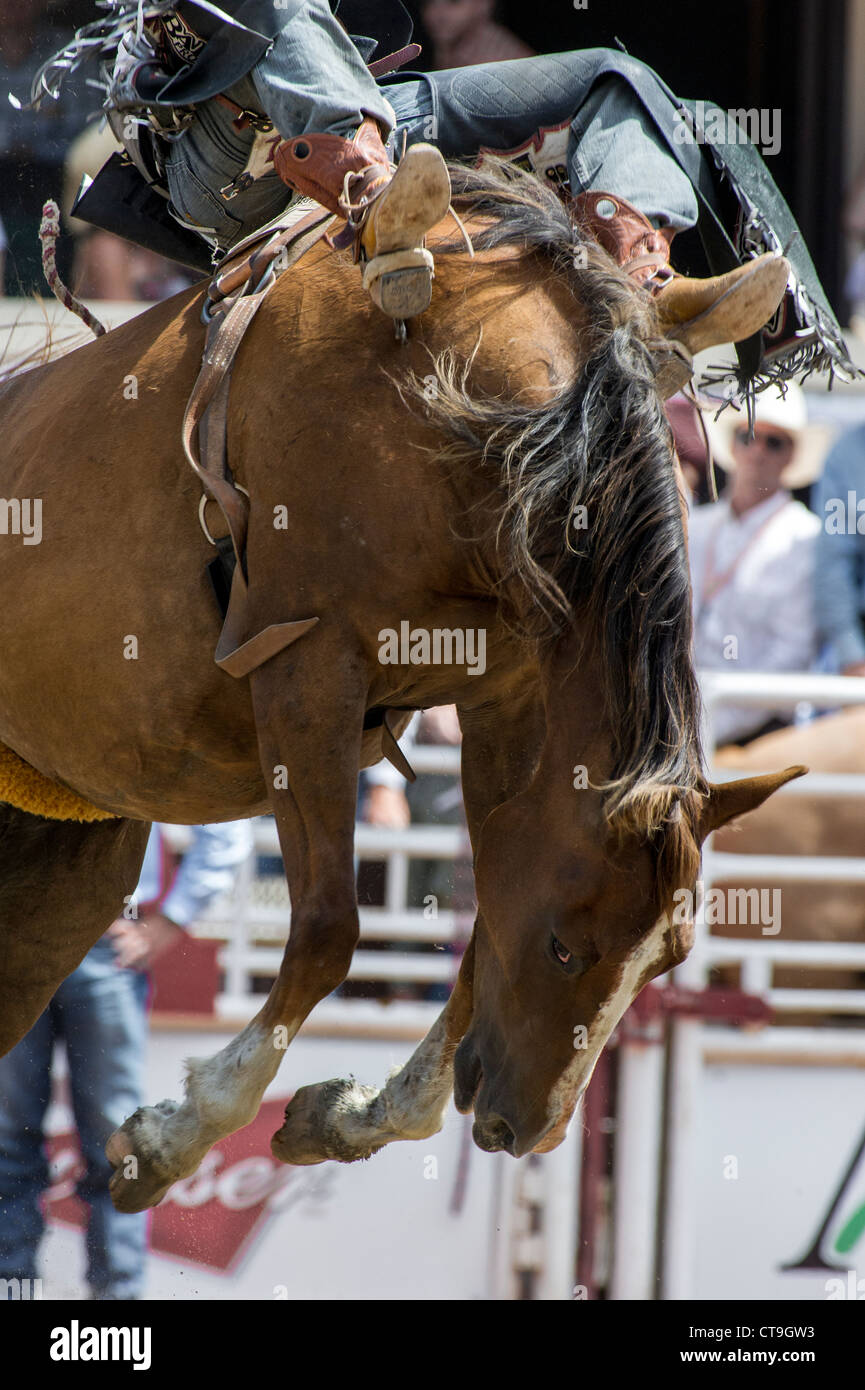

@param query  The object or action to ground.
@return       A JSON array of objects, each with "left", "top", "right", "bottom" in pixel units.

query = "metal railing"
[
  {"left": 660, "top": 668, "right": 865, "bottom": 1301},
  {"left": 193, "top": 743, "right": 469, "bottom": 1035},
  {"left": 699, "top": 669, "right": 865, "bottom": 1016},
  {"left": 194, "top": 674, "right": 865, "bottom": 1028}
]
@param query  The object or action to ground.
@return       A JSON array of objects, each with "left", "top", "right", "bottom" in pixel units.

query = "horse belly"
[{"left": 0, "top": 356, "right": 267, "bottom": 820}]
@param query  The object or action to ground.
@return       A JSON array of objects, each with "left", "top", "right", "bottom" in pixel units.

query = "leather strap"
[
  {"left": 382, "top": 709, "right": 417, "bottom": 782},
  {"left": 184, "top": 207, "right": 334, "bottom": 566},
  {"left": 367, "top": 42, "right": 422, "bottom": 78},
  {"left": 213, "top": 92, "right": 274, "bottom": 132},
  {"left": 182, "top": 291, "right": 263, "bottom": 571},
  {"left": 572, "top": 190, "right": 676, "bottom": 287},
  {"left": 182, "top": 206, "right": 335, "bottom": 677}
]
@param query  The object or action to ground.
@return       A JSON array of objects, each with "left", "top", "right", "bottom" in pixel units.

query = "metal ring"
[{"left": 198, "top": 486, "right": 249, "bottom": 546}]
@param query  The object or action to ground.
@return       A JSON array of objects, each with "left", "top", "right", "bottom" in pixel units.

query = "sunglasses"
[{"left": 732, "top": 427, "right": 793, "bottom": 452}]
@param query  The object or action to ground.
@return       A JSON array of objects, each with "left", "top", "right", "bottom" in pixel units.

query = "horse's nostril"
[{"left": 473, "top": 1114, "right": 516, "bottom": 1155}]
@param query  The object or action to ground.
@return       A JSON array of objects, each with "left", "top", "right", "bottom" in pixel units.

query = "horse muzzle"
[
  {"left": 472, "top": 1103, "right": 550, "bottom": 1158},
  {"left": 455, "top": 1032, "right": 552, "bottom": 1157}
]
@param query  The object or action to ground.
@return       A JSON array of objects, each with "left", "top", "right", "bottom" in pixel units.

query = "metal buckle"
[
  {"left": 243, "top": 111, "right": 274, "bottom": 134},
  {"left": 248, "top": 258, "right": 276, "bottom": 297},
  {"left": 220, "top": 172, "right": 255, "bottom": 201},
  {"left": 228, "top": 107, "right": 274, "bottom": 135},
  {"left": 199, "top": 486, "right": 249, "bottom": 547}
]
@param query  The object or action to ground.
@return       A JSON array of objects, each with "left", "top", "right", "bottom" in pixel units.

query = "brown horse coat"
[{"left": 0, "top": 164, "right": 798, "bottom": 1208}]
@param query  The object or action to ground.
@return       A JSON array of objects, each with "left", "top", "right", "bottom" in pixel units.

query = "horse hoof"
[
  {"left": 271, "top": 1078, "right": 380, "bottom": 1165},
  {"left": 105, "top": 1101, "right": 181, "bottom": 1212},
  {"left": 108, "top": 1164, "right": 173, "bottom": 1214}
]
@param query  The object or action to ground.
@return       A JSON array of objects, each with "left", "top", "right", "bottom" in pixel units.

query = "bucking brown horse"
[{"left": 0, "top": 164, "right": 800, "bottom": 1212}]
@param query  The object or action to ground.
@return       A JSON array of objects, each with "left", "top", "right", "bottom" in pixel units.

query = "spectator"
[
  {"left": 0, "top": 819, "right": 253, "bottom": 1301},
  {"left": 420, "top": 0, "right": 534, "bottom": 69},
  {"left": 812, "top": 422, "right": 865, "bottom": 676},
  {"left": 691, "top": 383, "right": 822, "bottom": 745}
]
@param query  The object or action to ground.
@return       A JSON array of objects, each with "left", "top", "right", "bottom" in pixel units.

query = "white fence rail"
[
  {"left": 700, "top": 668, "right": 865, "bottom": 1015},
  {"left": 188, "top": 742, "right": 468, "bottom": 1034},
  {"left": 660, "top": 668, "right": 865, "bottom": 1300},
  {"left": 184, "top": 673, "right": 865, "bottom": 1036}
]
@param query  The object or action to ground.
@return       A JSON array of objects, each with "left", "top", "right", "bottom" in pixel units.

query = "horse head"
[
  {"left": 413, "top": 161, "right": 805, "bottom": 1156},
  {"left": 456, "top": 690, "right": 803, "bottom": 1156}
]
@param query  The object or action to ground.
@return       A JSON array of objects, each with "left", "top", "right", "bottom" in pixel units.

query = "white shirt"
[{"left": 688, "top": 491, "right": 820, "bottom": 744}]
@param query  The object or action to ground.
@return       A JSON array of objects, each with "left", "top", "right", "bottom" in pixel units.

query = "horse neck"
[{"left": 531, "top": 629, "right": 614, "bottom": 829}]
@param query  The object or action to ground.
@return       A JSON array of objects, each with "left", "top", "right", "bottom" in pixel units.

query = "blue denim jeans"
[
  {"left": 163, "top": 15, "right": 697, "bottom": 253},
  {"left": 164, "top": 0, "right": 396, "bottom": 248},
  {"left": 388, "top": 69, "right": 697, "bottom": 232},
  {"left": 0, "top": 938, "right": 149, "bottom": 1299}
]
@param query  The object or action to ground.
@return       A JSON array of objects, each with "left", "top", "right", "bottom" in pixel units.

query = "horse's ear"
[{"left": 699, "top": 765, "right": 808, "bottom": 840}]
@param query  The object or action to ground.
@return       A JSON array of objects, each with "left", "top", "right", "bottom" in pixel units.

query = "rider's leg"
[
  {"left": 387, "top": 66, "right": 786, "bottom": 373},
  {"left": 567, "top": 74, "right": 698, "bottom": 232},
  {"left": 164, "top": 0, "right": 450, "bottom": 318},
  {"left": 270, "top": 119, "right": 451, "bottom": 319},
  {"left": 248, "top": 0, "right": 452, "bottom": 295},
  {"left": 163, "top": 0, "right": 396, "bottom": 248},
  {"left": 247, "top": 0, "right": 395, "bottom": 139},
  {"left": 567, "top": 76, "right": 789, "bottom": 380}
]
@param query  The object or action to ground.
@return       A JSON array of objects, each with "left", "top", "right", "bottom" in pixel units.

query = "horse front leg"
[
  {"left": 271, "top": 938, "right": 475, "bottom": 1164},
  {"left": 271, "top": 688, "right": 545, "bottom": 1165},
  {"left": 106, "top": 652, "right": 365, "bottom": 1212}
]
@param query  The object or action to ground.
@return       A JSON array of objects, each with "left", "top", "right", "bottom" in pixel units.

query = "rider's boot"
[
  {"left": 573, "top": 192, "right": 790, "bottom": 394},
  {"left": 271, "top": 118, "right": 451, "bottom": 320}
]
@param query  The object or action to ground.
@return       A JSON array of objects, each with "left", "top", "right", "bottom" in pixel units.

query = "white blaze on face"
[{"left": 536, "top": 914, "right": 671, "bottom": 1152}]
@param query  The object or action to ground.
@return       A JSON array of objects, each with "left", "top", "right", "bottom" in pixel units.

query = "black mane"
[{"left": 400, "top": 158, "right": 705, "bottom": 858}]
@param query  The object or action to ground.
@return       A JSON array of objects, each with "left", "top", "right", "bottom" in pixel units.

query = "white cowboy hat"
[{"left": 702, "top": 381, "right": 833, "bottom": 489}]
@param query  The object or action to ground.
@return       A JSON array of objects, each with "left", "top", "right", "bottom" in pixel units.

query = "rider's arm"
[
  {"left": 248, "top": 0, "right": 395, "bottom": 140},
  {"left": 161, "top": 820, "right": 255, "bottom": 927}
]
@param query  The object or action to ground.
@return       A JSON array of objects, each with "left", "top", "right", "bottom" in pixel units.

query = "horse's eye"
[{"left": 551, "top": 934, "right": 572, "bottom": 966}]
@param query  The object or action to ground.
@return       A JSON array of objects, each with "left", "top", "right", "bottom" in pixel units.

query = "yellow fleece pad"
[{"left": 0, "top": 743, "right": 117, "bottom": 822}]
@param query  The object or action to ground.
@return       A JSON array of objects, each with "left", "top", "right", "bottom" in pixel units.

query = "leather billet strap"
[
  {"left": 381, "top": 709, "right": 417, "bottom": 782},
  {"left": 183, "top": 204, "right": 336, "bottom": 570},
  {"left": 182, "top": 199, "right": 420, "bottom": 780},
  {"left": 182, "top": 205, "right": 335, "bottom": 677},
  {"left": 367, "top": 42, "right": 421, "bottom": 78}
]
